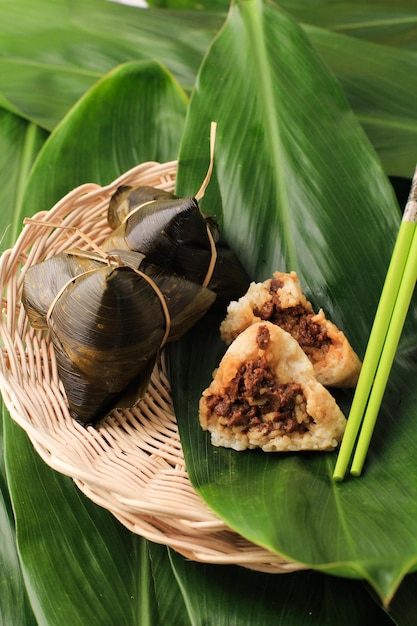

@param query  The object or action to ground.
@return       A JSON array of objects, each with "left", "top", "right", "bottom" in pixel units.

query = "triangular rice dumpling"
[
  {"left": 23, "top": 249, "right": 216, "bottom": 425},
  {"left": 219, "top": 271, "right": 361, "bottom": 387},
  {"left": 104, "top": 184, "right": 251, "bottom": 304},
  {"left": 199, "top": 321, "right": 347, "bottom": 452}
]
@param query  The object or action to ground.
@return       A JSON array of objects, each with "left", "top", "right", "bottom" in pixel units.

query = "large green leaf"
[
  {"left": 171, "top": 0, "right": 417, "bottom": 604},
  {"left": 0, "top": 108, "right": 47, "bottom": 626},
  {"left": 279, "top": 0, "right": 417, "bottom": 49},
  {"left": 143, "top": 0, "right": 417, "bottom": 51},
  {"left": 0, "top": 108, "right": 48, "bottom": 244},
  {"left": 148, "top": 544, "right": 190, "bottom": 626},
  {"left": 388, "top": 572, "right": 417, "bottom": 625},
  {"left": 146, "top": 0, "right": 228, "bottom": 8},
  {"left": 5, "top": 417, "right": 145, "bottom": 626},
  {"left": 148, "top": 0, "right": 417, "bottom": 51},
  {"left": 21, "top": 60, "right": 187, "bottom": 217},
  {"left": 0, "top": 461, "right": 37, "bottom": 626},
  {"left": 2, "top": 0, "right": 417, "bottom": 180},
  {"left": 0, "top": 0, "right": 219, "bottom": 130},
  {"left": 166, "top": 546, "right": 394, "bottom": 625},
  {"left": 306, "top": 25, "right": 417, "bottom": 178}
]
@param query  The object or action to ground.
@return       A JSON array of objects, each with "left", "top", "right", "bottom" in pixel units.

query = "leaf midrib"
[
  {"left": 244, "top": 0, "right": 296, "bottom": 268},
  {"left": 332, "top": 15, "right": 417, "bottom": 33},
  {"left": 356, "top": 113, "right": 417, "bottom": 133},
  {"left": 0, "top": 56, "right": 101, "bottom": 78}
]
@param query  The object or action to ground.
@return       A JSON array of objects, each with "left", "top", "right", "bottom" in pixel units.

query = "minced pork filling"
[
  {"left": 205, "top": 326, "right": 314, "bottom": 434},
  {"left": 254, "top": 277, "right": 331, "bottom": 354}
]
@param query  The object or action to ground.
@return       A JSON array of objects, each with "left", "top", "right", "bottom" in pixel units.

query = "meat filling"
[
  {"left": 254, "top": 278, "right": 331, "bottom": 354},
  {"left": 205, "top": 354, "right": 314, "bottom": 435}
]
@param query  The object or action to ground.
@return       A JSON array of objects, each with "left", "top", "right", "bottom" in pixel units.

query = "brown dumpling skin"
[{"left": 199, "top": 321, "right": 347, "bottom": 452}]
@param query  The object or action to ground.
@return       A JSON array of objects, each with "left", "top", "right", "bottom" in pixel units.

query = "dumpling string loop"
[{"left": 24, "top": 219, "right": 172, "bottom": 350}]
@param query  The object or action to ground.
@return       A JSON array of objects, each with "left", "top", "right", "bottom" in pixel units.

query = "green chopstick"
[
  {"left": 350, "top": 224, "right": 417, "bottom": 475},
  {"left": 333, "top": 168, "right": 417, "bottom": 482}
]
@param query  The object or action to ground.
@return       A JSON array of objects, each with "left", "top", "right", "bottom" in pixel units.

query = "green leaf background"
[
  {"left": 1, "top": 0, "right": 417, "bottom": 623},
  {"left": 23, "top": 59, "right": 188, "bottom": 210}
]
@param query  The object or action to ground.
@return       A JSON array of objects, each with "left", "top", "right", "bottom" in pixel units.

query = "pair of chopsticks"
[{"left": 333, "top": 167, "right": 417, "bottom": 482}]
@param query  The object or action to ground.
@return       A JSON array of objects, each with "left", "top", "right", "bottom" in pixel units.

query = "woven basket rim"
[{"left": 0, "top": 160, "right": 304, "bottom": 574}]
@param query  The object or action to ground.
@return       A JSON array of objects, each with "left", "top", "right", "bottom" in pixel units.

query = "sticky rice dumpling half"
[
  {"left": 220, "top": 271, "right": 361, "bottom": 388},
  {"left": 199, "top": 321, "right": 347, "bottom": 452}
]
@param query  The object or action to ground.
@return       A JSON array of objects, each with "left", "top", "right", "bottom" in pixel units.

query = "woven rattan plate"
[{"left": 0, "top": 160, "right": 303, "bottom": 574}]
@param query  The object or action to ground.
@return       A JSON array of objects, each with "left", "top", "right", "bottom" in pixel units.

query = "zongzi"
[
  {"left": 199, "top": 321, "right": 347, "bottom": 452},
  {"left": 219, "top": 271, "right": 361, "bottom": 387}
]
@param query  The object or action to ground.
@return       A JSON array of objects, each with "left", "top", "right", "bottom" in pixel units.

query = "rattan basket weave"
[{"left": 0, "top": 160, "right": 303, "bottom": 574}]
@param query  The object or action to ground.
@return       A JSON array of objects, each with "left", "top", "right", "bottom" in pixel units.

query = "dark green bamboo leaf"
[
  {"left": 387, "top": 572, "right": 417, "bottom": 625},
  {"left": 146, "top": 0, "right": 228, "bottom": 8},
  {"left": 279, "top": 0, "right": 417, "bottom": 49},
  {"left": 171, "top": 0, "right": 417, "bottom": 604},
  {"left": 0, "top": 109, "right": 47, "bottom": 626},
  {"left": 2, "top": 0, "right": 417, "bottom": 181},
  {"left": 166, "top": 546, "right": 395, "bottom": 626},
  {"left": 20, "top": 60, "right": 187, "bottom": 221},
  {"left": 0, "top": 459, "right": 37, "bottom": 626},
  {"left": 148, "top": 544, "right": 190, "bottom": 626},
  {"left": 176, "top": 0, "right": 399, "bottom": 337},
  {"left": 0, "top": 0, "right": 219, "bottom": 130},
  {"left": 0, "top": 107, "right": 46, "bottom": 463},
  {"left": 141, "top": 0, "right": 417, "bottom": 49},
  {"left": 4, "top": 414, "right": 152, "bottom": 626},
  {"left": 305, "top": 25, "right": 417, "bottom": 178},
  {"left": 0, "top": 108, "right": 48, "bottom": 246}
]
